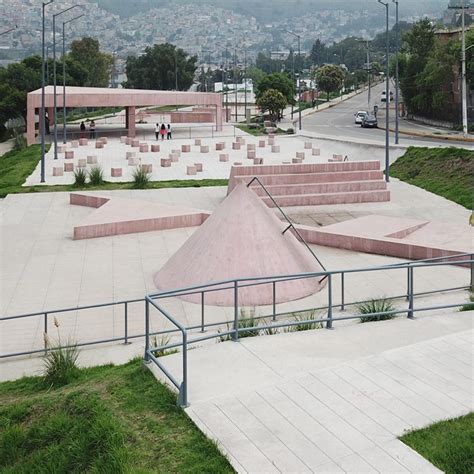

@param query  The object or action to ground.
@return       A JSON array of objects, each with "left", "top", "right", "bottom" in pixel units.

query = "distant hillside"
[{"left": 94, "top": 0, "right": 448, "bottom": 20}]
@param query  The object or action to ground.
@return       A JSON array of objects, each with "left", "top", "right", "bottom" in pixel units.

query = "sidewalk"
[{"left": 0, "top": 138, "right": 14, "bottom": 158}]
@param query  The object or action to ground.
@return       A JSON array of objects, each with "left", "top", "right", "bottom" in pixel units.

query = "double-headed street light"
[
  {"left": 378, "top": 0, "right": 390, "bottom": 183},
  {"left": 392, "top": 0, "right": 400, "bottom": 144},
  {"left": 62, "top": 14, "right": 84, "bottom": 144}
]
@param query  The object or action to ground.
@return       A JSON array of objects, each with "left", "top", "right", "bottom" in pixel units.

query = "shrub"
[
  {"left": 132, "top": 165, "right": 150, "bottom": 189},
  {"left": 74, "top": 168, "right": 87, "bottom": 187},
  {"left": 151, "top": 334, "right": 178, "bottom": 357},
  {"left": 12, "top": 130, "right": 27, "bottom": 151},
  {"left": 357, "top": 298, "right": 396, "bottom": 323},
  {"left": 286, "top": 128, "right": 295, "bottom": 134},
  {"left": 459, "top": 292, "right": 474, "bottom": 312},
  {"left": 88, "top": 165, "right": 104, "bottom": 185},
  {"left": 285, "top": 310, "right": 322, "bottom": 332},
  {"left": 219, "top": 308, "right": 260, "bottom": 341}
]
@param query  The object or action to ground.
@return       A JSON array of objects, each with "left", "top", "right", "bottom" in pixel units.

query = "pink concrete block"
[
  {"left": 219, "top": 154, "right": 229, "bottom": 162},
  {"left": 128, "top": 157, "right": 139, "bottom": 166},
  {"left": 268, "top": 137, "right": 275, "bottom": 146},
  {"left": 312, "top": 148, "right": 321, "bottom": 156},
  {"left": 142, "top": 164, "right": 152, "bottom": 173},
  {"left": 271, "top": 145, "right": 280, "bottom": 153},
  {"left": 253, "top": 158, "right": 263, "bottom": 165},
  {"left": 95, "top": 141, "right": 104, "bottom": 149},
  {"left": 64, "top": 162, "right": 74, "bottom": 172},
  {"left": 194, "top": 162, "right": 203, "bottom": 172},
  {"left": 79, "top": 138, "right": 88, "bottom": 146},
  {"left": 77, "top": 159, "right": 86, "bottom": 168},
  {"left": 126, "top": 152, "right": 136, "bottom": 159},
  {"left": 139, "top": 144, "right": 149, "bottom": 153},
  {"left": 304, "top": 142, "right": 313, "bottom": 149},
  {"left": 181, "top": 144, "right": 191, "bottom": 153},
  {"left": 247, "top": 144, "right": 256, "bottom": 151},
  {"left": 187, "top": 165, "right": 197, "bottom": 175},
  {"left": 232, "top": 142, "right": 241, "bottom": 150},
  {"left": 172, "top": 149, "right": 181, "bottom": 156},
  {"left": 99, "top": 137, "right": 108, "bottom": 144},
  {"left": 296, "top": 152, "right": 305, "bottom": 159},
  {"left": 161, "top": 158, "right": 171, "bottom": 167},
  {"left": 125, "top": 137, "right": 132, "bottom": 145},
  {"left": 120, "top": 136, "right": 127, "bottom": 143},
  {"left": 238, "top": 138, "right": 246, "bottom": 145},
  {"left": 111, "top": 168, "right": 122, "bottom": 177},
  {"left": 57, "top": 145, "right": 67, "bottom": 153},
  {"left": 65, "top": 150, "right": 74, "bottom": 159},
  {"left": 236, "top": 135, "right": 243, "bottom": 142},
  {"left": 200, "top": 145, "right": 209, "bottom": 153},
  {"left": 151, "top": 144, "right": 160, "bottom": 152},
  {"left": 170, "top": 153, "right": 179, "bottom": 162},
  {"left": 87, "top": 155, "right": 98, "bottom": 164},
  {"left": 247, "top": 151, "right": 256, "bottom": 159},
  {"left": 292, "top": 158, "right": 303, "bottom": 164},
  {"left": 333, "top": 154, "right": 343, "bottom": 161},
  {"left": 216, "top": 142, "right": 225, "bottom": 151},
  {"left": 131, "top": 140, "right": 140, "bottom": 147},
  {"left": 268, "top": 133, "right": 275, "bottom": 138},
  {"left": 71, "top": 140, "right": 79, "bottom": 148},
  {"left": 194, "top": 139, "right": 202, "bottom": 146},
  {"left": 53, "top": 166, "right": 63, "bottom": 176},
  {"left": 258, "top": 140, "right": 266, "bottom": 148}
]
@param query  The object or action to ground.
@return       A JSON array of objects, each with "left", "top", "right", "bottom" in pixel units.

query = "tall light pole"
[
  {"left": 392, "top": 0, "right": 400, "bottom": 144},
  {"left": 378, "top": 0, "right": 390, "bottom": 182},
  {"left": 62, "top": 14, "right": 84, "bottom": 144},
  {"left": 244, "top": 48, "right": 248, "bottom": 123},
  {"left": 234, "top": 48, "right": 238, "bottom": 122},
  {"left": 286, "top": 29, "right": 302, "bottom": 130},
  {"left": 41, "top": 1, "right": 53, "bottom": 183},
  {"left": 52, "top": 5, "right": 81, "bottom": 159}
]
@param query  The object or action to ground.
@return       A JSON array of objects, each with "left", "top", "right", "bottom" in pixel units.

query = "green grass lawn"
[
  {"left": 400, "top": 413, "right": 474, "bottom": 474},
  {"left": 0, "top": 359, "right": 234, "bottom": 473},
  {"left": 0, "top": 145, "right": 227, "bottom": 198},
  {"left": 390, "top": 147, "right": 474, "bottom": 209}
]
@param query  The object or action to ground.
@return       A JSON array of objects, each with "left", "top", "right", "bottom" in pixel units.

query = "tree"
[
  {"left": 316, "top": 65, "right": 345, "bottom": 101},
  {"left": 246, "top": 66, "right": 266, "bottom": 86},
  {"left": 124, "top": 43, "right": 197, "bottom": 90},
  {"left": 255, "top": 72, "right": 295, "bottom": 104},
  {"left": 68, "top": 37, "right": 113, "bottom": 87},
  {"left": 255, "top": 52, "right": 282, "bottom": 74},
  {"left": 256, "top": 89, "right": 287, "bottom": 122},
  {"left": 310, "top": 39, "right": 327, "bottom": 66}
]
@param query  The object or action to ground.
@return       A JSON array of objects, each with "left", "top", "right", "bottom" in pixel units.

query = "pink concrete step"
[
  {"left": 251, "top": 180, "right": 387, "bottom": 197},
  {"left": 236, "top": 170, "right": 384, "bottom": 187},
  {"left": 262, "top": 190, "right": 390, "bottom": 207}
]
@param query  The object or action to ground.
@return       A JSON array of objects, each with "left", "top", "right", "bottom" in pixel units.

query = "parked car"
[
  {"left": 361, "top": 114, "right": 378, "bottom": 128},
  {"left": 354, "top": 110, "right": 368, "bottom": 124}
]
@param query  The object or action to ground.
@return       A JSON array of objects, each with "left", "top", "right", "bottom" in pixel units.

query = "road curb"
[{"left": 377, "top": 124, "right": 474, "bottom": 143}]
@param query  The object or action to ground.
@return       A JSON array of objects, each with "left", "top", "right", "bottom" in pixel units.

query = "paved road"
[{"left": 302, "top": 82, "right": 470, "bottom": 147}]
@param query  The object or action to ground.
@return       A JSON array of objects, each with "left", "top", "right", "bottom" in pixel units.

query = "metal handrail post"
[
  {"left": 408, "top": 266, "right": 414, "bottom": 319},
  {"left": 43, "top": 313, "right": 48, "bottom": 350},
  {"left": 124, "top": 302, "right": 129, "bottom": 344},
  {"left": 233, "top": 281, "right": 239, "bottom": 341},
  {"left": 272, "top": 281, "right": 276, "bottom": 321},
  {"left": 406, "top": 266, "right": 410, "bottom": 301},
  {"left": 326, "top": 274, "right": 333, "bottom": 329},
  {"left": 178, "top": 330, "right": 188, "bottom": 407},
  {"left": 341, "top": 272, "right": 345, "bottom": 311},
  {"left": 201, "top": 292, "right": 205, "bottom": 332},
  {"left": 470, "top": 254, "right": 473, "bottom": 291},
  {"left": 144, "top": 299, "right": 150, "bottom": 362}
]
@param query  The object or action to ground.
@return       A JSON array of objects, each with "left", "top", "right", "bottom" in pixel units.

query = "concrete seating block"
[
  {"left": 247, "top": 144, "right": 256, "bottom": 151},
  {"left": 236, "top": 135, "right": 243, "bottom": 142},
  {"left": 128, "top": 157, "right": 139, "bottom": 166},
  {"left": 71, "top": 140, "right": 79, "bottom": 148},
  {"left": 292, "top": 158, "right": 303, "bottom": 164},
  {"left": 215, "top": 142, "right": 225, "bottom": 151},
  {"left": 99, "top": 137, "right": 108, "bottom": 144},
  {"left": 234, "top": 162, "right": 242, "bottom": 166},
  {"left": 95, "top": 141, "right": 104, "bottom": 149},
  {"left": 141, "top": 164, "right": 152, "bottom": 173},
  {"left": 282, "top": 161, "right": 291, "bottom": 164},
  {"left": 268, "top": 137, "right": 275, "bottom": 146},
  {"left": 161, "top": 158, "right": 171, "bottom": 167},
  {"left": 258, "top": 140, "right": 266, "bottom": 148},
  {"left": 253, "top": 158, "right": 263, "bottom": 165},
  {"left": 296, "top": 152, "right": 305, "bottom": 159},
  {"left": 194, "top": 139, "right": 202, "bottom": 146},
  {"left": 333, "top": 154, "right": 343, "bottom": 161},
  {"left": 57, "top": 145, "right": 67, "bottom": 153},
  {"left": 232, "top": 142, "right": 241, "bottom": 150},
  {"left": 65, "top": 150, "right": 74, "bottom": 159},
  {"left": 194, "top": 162, "right": 203, "bottom": 172},
  {"left": 312, "top": 148, "right": 321, "bottom": 156},
  {"left": 87, "top": 155, "right": 98, "bottom": 164},
  {"left": 120, "top": 136, "right": 127, "bottom": 143},
  {"left": 271, "top": 145, "right": 280, "bottom": 153},
  {"left": 247, "top": 151, "right": 256, "bottom": 159},
  {"left": 200, "top": 145, "right": 209, "bottom": 153},
  {"left": 111, "top": 167, "right": 122, "bottom": 177},
  {"left": 172, "top": 149, "right": 181, "bottom": 156},
  {"left": 169, "top": 153, "right": 179, "bottom": 162},
  {"left": 131, "top": 139, "right": 140, "bottom": 147},
  {"left": 126, "top": 151, "right": 136, "bottom": 159},
  {"left": 77, "top": 159, "right": 86, "bottom": 168},
  {"left": 79, "top": 138, "right": 88, "bottom": 146},
  {"left": 151, "top": 144, "right": 160, "bottom": 152},
  {"left": 181, "top": 144, "right": 191, "bottom": 153},
  {"left": 125, "top": 137, "right": 132, "bottom": 145},
  {"left": 268, "top": 132, "right": 275, "bottom": 138},
  {"left": 219, "top": 154, "right": 229, "bottom": 162},
  {"left": 53, "top": 166, "right": 63, "bottom": 176},
  {"left": 64, "top": 162, "right": 74, "bottom": 172},
  {"left": 139, "top": 144, "right": 149, "bottom": 153},
  {"left": 304, "top": 141, "right": 313, "bottom": 149},
  {"left": 187, "top": 165, "right": 197, "bottom": 175}
]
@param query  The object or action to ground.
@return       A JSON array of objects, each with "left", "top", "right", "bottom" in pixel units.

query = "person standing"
[
  {"left": 155, "top": 123, "right": 160, "bottom": 140},
  {"left": 80, "top": 121, "right": 86, "bottom": 139},
  {"left": 89, "top": 120, "right": 96, "bottom": 139},
  {"left": 160, "top": 123, "right": 166, "bottom": 140},
  {"left": 167, "top": 123, "right": 172, "bottom": 140}
]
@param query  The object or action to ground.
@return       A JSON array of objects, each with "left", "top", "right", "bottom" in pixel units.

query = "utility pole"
[
  {"left": 367, "top": 40, "right": 372, "bottom": 110},
  {"left": 244, "top": 48, "right": 248, "bottom": 123},
  {"left": 392, "top": 0, "right": 400, "bottom": 144},
  {"left": 234, "top": 48, "right": 238, "bottom": 122}
]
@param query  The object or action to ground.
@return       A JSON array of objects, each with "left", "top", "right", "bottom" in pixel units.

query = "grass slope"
[
  {"left": 390, "top": 147, "right": 474, "bottom": 209},
  {"left": 400, "top": 413, "right": 474, "bottom": 474},
  {"left": 0, "top": 359, "right": 234, "bottom": 473},
  {"left": 0, "top": 145, "right": 227, "bottom": 198}
]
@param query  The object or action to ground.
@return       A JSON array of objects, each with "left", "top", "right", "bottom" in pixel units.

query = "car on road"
[
  {"left": 361, "top": 114, "right": 378, "bottom": 128},
  {"left": 354, "top": 110, "right": 368, "bottom": 124},
  {"left": 381, "top": 90, "right": 393, "bottom": 102}
]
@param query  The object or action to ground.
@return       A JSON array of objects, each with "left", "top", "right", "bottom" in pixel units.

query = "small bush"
[
  {"left": 12, "top": 130, "right": 27, "bottom": 151},
  {"left": 73, "top": 168, "right": 87, "bottom": 187},
  {"left": 459, "top": 292, "right": 474, "bottom": 312},
  {"left": 286, "top": 128, "right": 295, "bottom": 134},
  {"left": 357, "top": 298, "right": 396, "bottom": 323},
  {"left": 132, "top": 165, "right": 150, "bottom": 189},
  {"left": 151, "top": 334, "right": 178, "bottom": 357},
  {"left": 219, "top": 308, "right": 260, "bottom": 341},
  {"left": 88, "top": 165, "right": 104, "bottom": 185},
  {"left": 285, "top": 310, "right": 322, "bottom": 332}
]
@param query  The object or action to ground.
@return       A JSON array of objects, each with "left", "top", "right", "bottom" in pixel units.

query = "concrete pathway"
[
  {"left": 0, "top": 138, "right": 14, "bottom": 158},
  {"left": 152, "top": 313, "right": 473, "bottom": 473}
]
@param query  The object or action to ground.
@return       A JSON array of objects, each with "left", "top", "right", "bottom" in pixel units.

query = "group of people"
[
  {"left": 155, "top": 123, "right": 172, "bottom": 140},
  {"left": 80, "top": 120, "right": 95, "bottom": 139}
]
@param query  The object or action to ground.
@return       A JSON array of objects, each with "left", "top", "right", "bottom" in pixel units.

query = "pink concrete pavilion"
[{"left": 26, "top": 86, "right": 224, "bottom": 145}]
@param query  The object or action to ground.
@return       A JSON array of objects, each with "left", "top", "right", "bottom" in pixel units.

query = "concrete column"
[
  {"left": 215, "top": 103, "right": 223, "bottom": 131},
  {"left": 26, "top": 96, "right": 36, "bottom": 146},
  {"left": 47, "top": 107, "right": 54, "bottom": 125},
  {"left": 126, "top": 106, "right": 136, "bottom": 137}
]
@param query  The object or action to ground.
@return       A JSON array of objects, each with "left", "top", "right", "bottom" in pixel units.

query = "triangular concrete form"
[{"left": 154, "top": 183, "right": 325, "bottom": 306}]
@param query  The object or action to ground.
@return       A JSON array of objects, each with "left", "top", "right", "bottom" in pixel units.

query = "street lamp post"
[
  {"left": 41, "top": 1, "right": 53, "bottom": 182},
  {"left": 234, "top": 48, "right": 238, "bottom": 122},
  {"left": 62, "top": 14, "right": 84, "bottom": 144},
  {"left": 52, "top": 5, "right": 81, "bottom": 160},
  {"left": 285, "top": 29, "right": 302, "bottom": 130},
  {"left": 244, "top": 48, "right": 248, "bottom": 123},
  {"left": 392, "top": 0, "right": 400, "bottom": 144},
  {"left": 378, "top": 0, "right": 390, "bottom": 183}
]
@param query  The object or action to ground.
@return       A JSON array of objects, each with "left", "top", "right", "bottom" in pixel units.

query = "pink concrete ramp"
[
  {"left": 154, "top": 184, "right": 326, "bottom": 306},
  {"left": 71, "top": 193, "right": 210, "bottom": 240}
]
